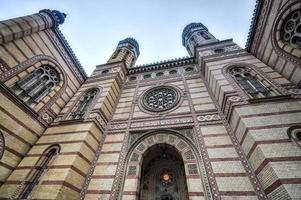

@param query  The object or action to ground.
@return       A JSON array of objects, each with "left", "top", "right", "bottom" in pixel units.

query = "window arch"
[
  {"left": 12, "top": 64, "right": 60, "bottom": 106},
  {"left": 272, "top": 1, "right": 301, "bottom": 65},
  {"left": 0, "top": 131, "right": 4, "bottom": 160},
  {"left": 281, "top": 9, "right": 301, "bottom": 50},
  {"left": 229, "top": 66, "right": 280, "bottom": 99},
  {"left": 70, "top": 88, "right": 99, "bottom": 119},
  {"left": 20, "top": 145, "right": 60, "bottom": 199}
]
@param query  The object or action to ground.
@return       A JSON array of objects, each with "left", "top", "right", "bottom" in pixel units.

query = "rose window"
[
  {"left": 281, "top": 9, "right": 301, "bottom": 49},
  {"left": 142, "top": 86, "right": 179, "bottom": 112}
]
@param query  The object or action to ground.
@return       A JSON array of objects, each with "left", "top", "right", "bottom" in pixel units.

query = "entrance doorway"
[{"left": 139, "top": 144, "right": 189, "bottom": 200}]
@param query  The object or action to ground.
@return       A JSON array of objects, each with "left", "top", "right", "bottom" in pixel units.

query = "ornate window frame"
[
  {"left": 138, "top": 85, "right": 183, "bottom": 115},
  {"left": 222, "top": 63, "right": 289, "bottom": 102},
  {"left": 0, "top": 55, "right": 67, "bottom": 119},
  {"left": 272, "top": 0, "right": 301, "bottom": 66},
  {"left": 64, "top": 87, "right": 102, "bottom": 120}
]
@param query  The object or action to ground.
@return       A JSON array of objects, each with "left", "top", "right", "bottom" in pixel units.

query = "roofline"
[
  {"left": 128, "top": 56, "right": 196, "bottom": 74},
  {"left": 245, "top": 0, "right": 264, "bottom": 51},
  {"left": 53, "top": 27, "right": 88, "bottom": 79}
]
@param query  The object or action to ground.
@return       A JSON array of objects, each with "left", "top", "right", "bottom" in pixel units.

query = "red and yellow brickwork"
[{"left": 0, "top": 3, "right": 300, "bottom": 200}]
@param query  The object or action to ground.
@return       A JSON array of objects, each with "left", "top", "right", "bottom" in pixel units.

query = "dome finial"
[{"left": 39, "top": 9, "right": 67, "bottom": 27}]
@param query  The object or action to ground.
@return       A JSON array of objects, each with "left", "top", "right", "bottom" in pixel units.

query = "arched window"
[
  {"left": 12, "top": 65, "right": 60, "bottom": 106},
  {"left": 70, "top": 89, "right": 98, "bottom": 119},
  {"left": 281, "top": 9, "right": 301, "bottom": 50},
  {"left": 229, "top": 66, "right": 279, "bottom": 99},
  {"left": 20, "top": 145, "right": 60, "bottom": 199}
]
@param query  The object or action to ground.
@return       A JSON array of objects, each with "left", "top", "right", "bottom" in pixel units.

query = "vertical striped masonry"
[{"left": 0, "top": 2, "right": 300, "bottom": 200}]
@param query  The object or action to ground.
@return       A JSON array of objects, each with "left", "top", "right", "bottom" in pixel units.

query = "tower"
[
  {"left": 182, "top": 22, "right": 218, "bottom": 56},
  {"left": 107, "top": 37, "right": 140, "bottom": 68}
]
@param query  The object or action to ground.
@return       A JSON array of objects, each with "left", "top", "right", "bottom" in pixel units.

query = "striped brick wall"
[
  {"left": 0, "top": 12, "right": 84, "bottom": 188},
  {"left": 0, "top": 62, "right": 125, "bottom": 199},
  {"left": 84, "top": 133, "right": 124, "bottom": 200},
  {"left": 248, "top": 0, "right": 301, "bottom": 86},
  {"left": 199, "top": 41, "right": 301, "bottom": 198},
  {"left": 229, "top": 101, "right": 301, "bottom": 198},
  {"left": 201, "top": 124, "right": 257, "bottom": 199}
]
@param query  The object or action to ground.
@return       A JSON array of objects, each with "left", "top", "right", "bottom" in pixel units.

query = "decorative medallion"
[
  {"left": 160, "top": 169, "right": 173, "bottom": 186},
  {"left": 142, "top": 86, "right": 180, "bottom": 112}
]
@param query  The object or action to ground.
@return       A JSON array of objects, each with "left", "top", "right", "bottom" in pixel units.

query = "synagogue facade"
[{"left": 0, "top": 0, "right": 300, "bottom": 199}]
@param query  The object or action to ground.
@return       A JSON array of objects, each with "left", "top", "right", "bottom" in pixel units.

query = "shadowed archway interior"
[{"left": 139, "top": 143, "right": 189, "bottom": 200}]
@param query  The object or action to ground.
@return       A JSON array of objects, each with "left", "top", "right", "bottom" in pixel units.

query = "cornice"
[
  {"left": 53, "top": 28, "right": 87, "bottom": 79},
  {"left": 128, "top": 57, "right": 196, "bottom": 74},
  {"left": 245, "top": 0, "right": 264, "bottom": 51}
]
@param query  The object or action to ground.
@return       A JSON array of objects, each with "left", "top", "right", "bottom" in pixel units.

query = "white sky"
[{"left": 1, "top": 0, "right": 256, "bottom": 75}]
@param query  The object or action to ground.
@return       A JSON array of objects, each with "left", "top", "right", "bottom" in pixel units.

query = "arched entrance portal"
[
  {"left": 120, "top": 130, "right": 212, "bottom": 200},
  {"left": 140, "top": 144, "right": 188, "bottom": 200}
]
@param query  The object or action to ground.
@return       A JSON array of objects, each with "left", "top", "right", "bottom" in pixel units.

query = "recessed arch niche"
[{"left": 120, "top": 130, "right": 212, "bottom": 200}]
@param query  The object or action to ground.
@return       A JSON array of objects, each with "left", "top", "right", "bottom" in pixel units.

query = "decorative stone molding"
[
  {"left": 222, "top": 62, "right": 290, "bottom": 102},
  {"left": 138, "top": 85, "right": 184, "bottom": 115},
  {"left": 0, "top": 55, "right": 68, "bottom": 125},
  {"left": 129, "top": 128, "right": 196, "bottom": 148},
  {"left": 46, "top": 29, "right": 86, "bottom": 82},
  {"left": 246, "top": 0, "right": 271, "bottom": 52},
  {"left": 196, "top": 114, "right": 221, "bottom": 122},
  {"left": 130, "top": 117, "right": 193, "bottom": 129},
  {"left": 141, "top": 86, "right": 180, "bottom": 112},
  {"left": 119, "top": 130, "right": 213, "bottom": 200}
]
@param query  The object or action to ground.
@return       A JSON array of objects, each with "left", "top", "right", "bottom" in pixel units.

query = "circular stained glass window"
[{"left": 142, "top": 86, "right": 180, "bottom": 112}]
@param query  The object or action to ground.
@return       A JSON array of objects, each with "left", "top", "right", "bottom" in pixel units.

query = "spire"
[{"left": 182, "top": 22, "right": 218, "bottom": 56}]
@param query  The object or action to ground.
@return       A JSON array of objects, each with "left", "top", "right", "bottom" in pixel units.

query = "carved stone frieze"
[
  {"left": 130, "top": 117, "right": 193, "bottom": 128},
  {"left": 197, "top": 114, "right": 221, "bottom": 122}
]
